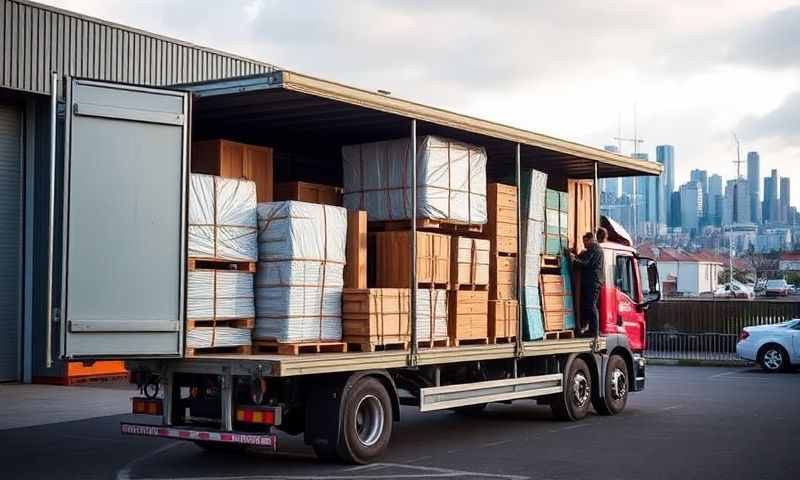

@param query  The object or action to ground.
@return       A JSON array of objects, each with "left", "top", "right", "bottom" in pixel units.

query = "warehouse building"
[{"left": 0, "top": 0, "right": 276, "bottom": 382}]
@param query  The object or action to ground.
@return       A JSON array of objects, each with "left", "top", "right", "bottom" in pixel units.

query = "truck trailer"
[{"left": 48, "top": 71, "right": 662, "bottom": 464}]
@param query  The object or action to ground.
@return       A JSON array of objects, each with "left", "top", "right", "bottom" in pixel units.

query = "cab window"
[{"left": 615, "top": 255, "right": 636, "bottom": 299}]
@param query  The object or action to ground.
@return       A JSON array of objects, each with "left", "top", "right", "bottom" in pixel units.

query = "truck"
[{"left": 49, "top": 70, "right": 663, "bottom": 464}]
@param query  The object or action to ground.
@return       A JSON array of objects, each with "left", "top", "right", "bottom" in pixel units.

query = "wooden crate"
[
  {"left": 490, "top": 254, "right": 517, "bottom": 300},
  {"left": 342, "top": 288, "right": 410, "bottom": 351},
  {"left": 450, "top": 237, "right": 490, "bottom": 289},
  {"left": 448, "top": 290, "right": 489, "bottom": 345},
  {"left": 374, "top": 231, "right": 450, "bottom": 287},
  {"left": 540, "top": 273, "right": 567, "bottom": 331},
  {"left": 489, "top": 299, "right": 518, "bottom": 342},
  {"left": 192, "top": 139, "right": 273, "bottom": 202},
  {"left": 344, "top": 210, "right": 368, "bottom": 289},
  {"left": 275, "top": 181, "right": 343, "bottom": 206},
  {"left": 485, "top": 183, "right": 518, "bottom": 255}
]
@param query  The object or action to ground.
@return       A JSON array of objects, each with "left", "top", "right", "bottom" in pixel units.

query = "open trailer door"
[{"left": 60, "top": 79, "right": 189, "bottom": 358}]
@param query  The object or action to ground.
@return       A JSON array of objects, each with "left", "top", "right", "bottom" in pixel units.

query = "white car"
[
  {"left": 736, "top": 319, "right": 800, "bottom": 372},
  {"left": 765, "top": 279, "right": 790, "bottom": 297},
  {"left": 713, "top": 282, "right": 755, "bottom": 299}
]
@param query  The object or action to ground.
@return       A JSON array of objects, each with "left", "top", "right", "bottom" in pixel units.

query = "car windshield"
[{"left": 766, "top": 280, "right": 786, "bottom": 287}]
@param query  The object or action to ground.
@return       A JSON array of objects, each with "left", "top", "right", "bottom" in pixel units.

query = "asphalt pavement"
[{"left": 1, "top": 365, "right": 797, "bottom": 480}]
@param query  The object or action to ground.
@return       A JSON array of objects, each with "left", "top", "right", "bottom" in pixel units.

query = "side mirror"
[{"left": 638, "top": 257, "right": 661, "bottom": 305}]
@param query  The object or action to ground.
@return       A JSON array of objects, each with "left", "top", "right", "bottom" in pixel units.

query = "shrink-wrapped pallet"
[
  {"left": 254, "top": 201, "right": 347, "bottom": 343},
  {"left": 416, "top": 289, "right": 448, "bottom": 342},
  {"left": 342, "top": 135, "right": 487, "bottom": 224},
  {"left": 187, "top": 327, "right": 252, "bottom": 349},
  {"left": 187, "top": 270, "right": 255, "bottom": 320},
  {"left": 520, "top": 169, "right": 547, "bottom": 340},
  {"left": 188, "top": 174, "right": 257, "bottom": 261}
]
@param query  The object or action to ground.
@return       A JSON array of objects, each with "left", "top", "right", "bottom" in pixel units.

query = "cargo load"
[
  {"left": 341, "top": 135, "right": 487, "bottom": 224},
  {"left": 188, "top": 174, "right": 258, "bottom": 261},
  {"left": 187, "top": 270, "right": 255, "bottom": 321},
  {"left": 254, "top": 201, "right": 347, "bottom": 343},
  {"left": 520, "top": 169, "right": 548, "bottom": 340}
]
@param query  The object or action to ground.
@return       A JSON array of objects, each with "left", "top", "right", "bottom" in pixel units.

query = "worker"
[
  {"left": 570, "top": 232, "right": 605, "bottom": 336},
  {"left": 596, "top": 226, "right": 608, "bottom": 243}
]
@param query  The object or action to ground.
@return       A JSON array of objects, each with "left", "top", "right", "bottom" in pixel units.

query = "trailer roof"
[{"left": 187, "top": 70, "right": 662, "bottom": 179}]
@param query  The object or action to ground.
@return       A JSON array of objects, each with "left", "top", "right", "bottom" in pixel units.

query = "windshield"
[{"left": 766, "top": 280, "right": 786, "bottom": 287}]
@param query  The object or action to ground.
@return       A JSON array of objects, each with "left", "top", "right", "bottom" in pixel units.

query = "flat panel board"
[
  {"left": 0, "top": 103, "right": 21, "bottom": 381},
  {"left": 63, "top": 79, "right": 187, "bottom": 357}
]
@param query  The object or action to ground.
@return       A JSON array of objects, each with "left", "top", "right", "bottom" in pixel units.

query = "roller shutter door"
[{"left": 0, "top": 103, "right": 21, "bottom": 382}]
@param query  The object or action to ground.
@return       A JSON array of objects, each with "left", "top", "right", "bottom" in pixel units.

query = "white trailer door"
[{"left": 61, "top": 79, "right": 188, "bottom": 358}]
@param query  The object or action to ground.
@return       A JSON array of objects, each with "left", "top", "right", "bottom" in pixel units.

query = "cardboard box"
[
  {"left": 374, "top": 231, "right": 450, "bottom": 287},
  {"left": 275, "top": 181, "right": 343, "bottom": 206},
  {"left": 192, "top": 139, "right": 273, "bottom": 203},
  {"left": 448, "top": 290, "right": 489, "bottom": 344}
]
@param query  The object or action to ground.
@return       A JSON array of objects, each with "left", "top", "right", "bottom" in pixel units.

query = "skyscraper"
[
  {"left": 656, "top": 145, "right": 675, "bottom": 225},
  {"left": 708, "top": 174, "right": 723, "bottom": 226},
  {"left": 747, "top": 152, "right": 761, "bottom": 224},
  {"left": 690, "top": 169, "right": 709, "bottom": 225},
  {"left": 723, "top": 178, "right": 751, "bottom": 225},
  {"left": 763, "top": 169, "right": 779, "bottom": 223},
  {"left": 679, "top": 181, "right": 703, "bottom": 231},
  {"left": 780, "top": 177, "right": 790, "bottom": 224}
]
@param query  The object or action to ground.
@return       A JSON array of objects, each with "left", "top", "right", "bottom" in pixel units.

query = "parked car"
[
  {"left": 765, "top": 279, "right": 791, "bottom": 297},
  {"left": 737, "top": 319, "right": 800, "bottom": 371},
  {"left": 713, "top": 281, "right": 755, "bottom": 299}
]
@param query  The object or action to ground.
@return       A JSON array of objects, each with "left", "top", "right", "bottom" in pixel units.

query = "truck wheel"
[
  {"left": 551, "top": 358, "right": 592, "bottom": 421},
  {"left": 758, "top": 344, "right": 789, "bottom": 372},
  {"left": 592, "top": 355, "right": 628, "bottom": 415},
  {"left": 312, "top": 377, "right": 393, "bottom": 464}
]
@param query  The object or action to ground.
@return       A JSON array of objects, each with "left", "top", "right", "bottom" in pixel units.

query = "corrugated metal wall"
[{"left": 1, "top": 0, "right": 276, "bottom": 95}]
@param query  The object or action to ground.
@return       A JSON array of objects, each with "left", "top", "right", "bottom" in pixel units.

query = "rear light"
[
  {"left": 235, "top": 406, "right": 281, "bottom": 426},
  {"left": 739, "top": 330, "right": 750, "bottom": 341},
  {"left": 132, "top": 397, "right": 163, "bottom": 416}
]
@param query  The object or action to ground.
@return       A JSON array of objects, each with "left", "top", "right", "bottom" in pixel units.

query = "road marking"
[
  {"left": 548, "top": 422, "right": 591, "bottom": 433},
  {"left": 709, "top": 371, "right": 736, "bottom": 379},
  {"left": 116, "top": 441, "right": 183, "bottom": 480},
  {"left": 483, "top": 439, "right": 513, "bottom": 447},
  {"left": 662, "top": 405, "right": 683, "bottom": 411}
]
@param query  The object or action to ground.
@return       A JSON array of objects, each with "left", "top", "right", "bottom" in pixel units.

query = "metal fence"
[
  {"left": 647, "top": 298, "right": 800, "bottom": 335},
  {"left": 645, "top": 331, "right": 740, "bottom": 362}
]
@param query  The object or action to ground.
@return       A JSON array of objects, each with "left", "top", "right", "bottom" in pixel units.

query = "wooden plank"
[
  {"left": 568, "top": 179, "right": 595, "bottom": 254},
  {"left": 342, "top": 288, "right": 410, "bottom": 347},
  {"left": 450, "top": 236, "right": 490, "bottom": 289},
  {"left": 187, "top": 258, "right": 256, "bottom": 272},
  {"left": 344, "top": 210, "right": 368, "bottom": 288},
  {"left": 252, "top": 340, "right": 348, "bottom": 355},
  {"left": 186, "top": 318, "right": 255, "bottom": 329},
  {"left": 490, "top": 254, "right": 517, "bottom": 300},
  {"left": 275, "top": 181, "right": 343, "bottom": 206},
  {"left": 489, "top": 299, "right": 518, "bottom": 341},
  {"left": 192, "top": 139, "right": 273, "bottom": 202},
  {"left": 483, "top": 183, "right": 518, "bottom": 256},
  {"left": 185, "top": 344, "right": 253, "bottom": 357},
  {"left": 374, "top": 231, "right": 451, "bottom": 287}
]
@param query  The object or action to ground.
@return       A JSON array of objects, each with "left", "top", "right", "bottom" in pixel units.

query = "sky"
[{"left": 41, "top": 0, "right": 800, "bottom": 204}]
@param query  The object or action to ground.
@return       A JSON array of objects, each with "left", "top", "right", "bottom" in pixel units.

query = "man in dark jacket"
[{"left": 570, "top": 232, "right": 605, "bottom": 336}]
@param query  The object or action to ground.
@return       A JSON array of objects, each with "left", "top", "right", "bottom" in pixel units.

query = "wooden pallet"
[
  {"left": 540, "top": 255, "right": 560, "bottom": 268},
  {"left": 252, "top": 340, "right": 348, "bottom": 355},
  {"left": 489, "top": 336, "right": 516, "bottom": 344},
  {"left": 451, "top": 283, "right": 489, "bottom": 291},
  {"left": 185, "top": 344, "right": 253, "bottom": 357},
  {"left": 451, "top": 337, "right": 489, "bottom": 347},
  {"left": 543, "top": 330, "right": 575, "bottom": 340},
  {"left": 418, "top": 282, "right": 450, "bottom": 290},
  {"left": 347, "top": 340, "right": 409, "bottom": 353},
  {"left": 371, "top": 218, "right": 483, "bottom": 234},
  {"left": 188, "top": 258, "right": 256, "bottom": 272},
  {"left": 416, "top": 338, "right": 450, "bottom": 349},
  {"left": 186, "top": 318, "right": 255, "bottom": 329}
]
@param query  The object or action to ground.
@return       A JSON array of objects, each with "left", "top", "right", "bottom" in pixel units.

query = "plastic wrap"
[
  {"left": 416, "top": 289, "right": 448, "bottom": 341},
  {"left": 187, "top": 270, "right": 255, "bottom": 320},
  {"left": 187, "top": 327, "right": 252, "bottom": 348},
  {"left": 254, "top": 201, "right": 347, "bottom": 343},
  {"left": 342, "top": 136, "right": 487, "bottom": 224},
  {"left": 188, "top": 174, "right": 257, "bottom": 261},
  {"left": 521, "top": 169, "right": 548, "bottom": 340}
]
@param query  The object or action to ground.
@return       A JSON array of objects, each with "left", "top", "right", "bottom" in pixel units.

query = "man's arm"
[{"left": 571, "top": 249, "right": 591, "bottom": 267}]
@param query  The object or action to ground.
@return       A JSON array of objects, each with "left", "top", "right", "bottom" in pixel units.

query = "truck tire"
[
  {"left": 312, "top": 377, "right": 393, "bottom": 464},
  {"left": 550, "top": 358, "right": 592, "bottom": 421},
  {"left": 592, "top": 355, "right": 628, "bottom": 415}
]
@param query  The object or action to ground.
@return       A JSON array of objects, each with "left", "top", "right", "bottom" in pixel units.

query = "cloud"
[
  {"left": 738, "top": 91, "right": 800, "bottom": 142},
  {"left": 728, "top": 5, "right": 800, "bottom": 69}
]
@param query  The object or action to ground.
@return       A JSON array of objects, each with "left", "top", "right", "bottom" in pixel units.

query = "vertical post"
[
  {"left": 593, "top": 161, "right": 600, "bottom": 341},
  {"left": 409, "top": 119, "right": 418, "bottom": 365},
  {"left": 515, "top": 143, "right": 523, "bottom": 356},
  {"left": 220, "top": 368, "right": 233, "bottom": 431},
  {"left": 161, "top": 368, "right": 173, "bottom": 426},
  {"left": 46, "top": 72, "right": 58, "bottom": 368}
]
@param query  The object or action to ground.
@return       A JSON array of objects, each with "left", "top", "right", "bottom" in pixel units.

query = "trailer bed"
[{"left": 153, "top": 337, "right": 604, "bottom": 377}]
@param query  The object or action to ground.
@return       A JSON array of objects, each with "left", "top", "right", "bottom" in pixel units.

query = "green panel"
[
  {"left": 559, "top": 191, "right": 569, "bottom": 212},
  {"left": 546, "top": 189, "right": 560, "bottom": 210}
]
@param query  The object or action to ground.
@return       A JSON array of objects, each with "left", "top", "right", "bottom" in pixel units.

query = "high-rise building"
[
  {"left": 723, "top": 178, "right": 751, "bottom": 225},
  {"left": 670, "top": 191, "right": 682, "bottom": 228},
  {"left": 679, "top": 181, "right": 703, "bottom": 231},
  {"left": 708, "top": 174, "right": 723, "bottom": 226},
  {"left": 763, "top": 169, "right": 779, "bottom": 223},
  {"left": 747, "top": 152, "right": 761, "bottom": 224},
  {"left": 780, "top": 177, "right": 790, "bottom": 224},
  {"left": 690, "top": 169, "right": 709, "bottom": 225},
  {"left": 656, "top": 145, "right": 675, "bottom": 227}
]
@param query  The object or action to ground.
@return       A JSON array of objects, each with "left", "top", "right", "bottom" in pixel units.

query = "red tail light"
[
  {"left": 235, "top": 406, "right": 281, "bottom": 426},
  {"left": 132, "top": 397, "right": 163, "bottom": 416},
  {"left": 739, "top": 330, "right": 750, "bottom": 341}
]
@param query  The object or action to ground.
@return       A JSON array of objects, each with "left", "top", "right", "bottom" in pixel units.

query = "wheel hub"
[
  {"left": 354, "top": 394, "right": 384, "bottom": 447},
  {"left": 763, "top": 349, "right": 782, "bottom": 370},
  {"left": 572, "top": 372, "right": 590, "bottom": 407},
  {"left": 610, "top": 368, "right": 627, "bottom": 400}
]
